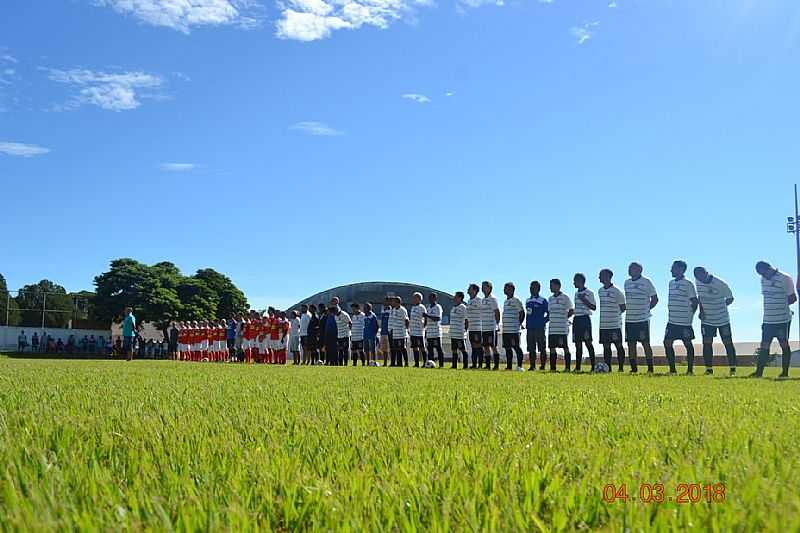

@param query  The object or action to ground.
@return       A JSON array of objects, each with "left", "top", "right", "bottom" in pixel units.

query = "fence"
[
  {"left": 2, "top": 289, "right": 105, "bottom": 329},
  {"left": 0, "top": 326, "right": 112, "bottom": 352}
]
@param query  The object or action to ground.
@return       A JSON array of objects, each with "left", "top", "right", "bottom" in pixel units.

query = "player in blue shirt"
[
  {"left": 525, "top": 281, "right": 549, "bottom": 371},
  {"left": 363, "top": 302, "right": 379, "bottom": 365}
]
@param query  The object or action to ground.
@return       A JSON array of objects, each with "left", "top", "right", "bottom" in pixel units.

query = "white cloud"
[
  {"left": 1, "top": 53, "right": 17, "bottom": 64},
  {"left": 0, "top": 142, "right": 50, "bottom": 158},
  {"left": 445, "top": 91, "right": 454, "bottom": 97},
  {"left": 96, "top": 0, "right": 263, "bottom": 33},
  {"left": 45, "top": 68, "right": 164, "bottom": 111},
  {"left": 290, "top": 121, "right": 343, "bottom": 136},
  {"left": 457, "top": 0, "right": 502, "bottom": 8},
  {"left": 608, "top": 1, "right": 617, "bottom": 7},
  {"left": 402, "top": 93, "right": 430, "bottom": 103},
  {"left": 538, "top": 0, "right": 553, "bottom": 3},
  {"left": 571, "top": 21, "right": 598, "bottom": 45},
  {"left": 160, "top": 162, "right": 199, "bottom": 171},
  {"left": 275, "top": 0, "right": 428, "bottom": 41}
]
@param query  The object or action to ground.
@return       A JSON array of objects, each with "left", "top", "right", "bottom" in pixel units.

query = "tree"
[
  {"left": 0, "top": 273, "right": 21, "bottom": 326},
  {"left": 176, "top": 278, "right": 219, "bottom": 321},
  {"left": 194, "top": 268, "right": 248, "bottom": 318},
  {"left": 15, "top": 280, "right": 73, "bottom": 328}
]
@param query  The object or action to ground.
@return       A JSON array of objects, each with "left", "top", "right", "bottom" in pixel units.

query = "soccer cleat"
[
  {"left": 705, "top": 369, "right": 714, "bottom": 376},
  {"left": 729, "top": 368, "right": 736, "bottom": 376},
  {"left": 748, "top": 371, "right": 763, "bottom": 378},
  {"left": 778, "top": 372, "right": 790, "bottom": 379},
  {"left": 669, "top": 370, "right": 677, "bottom": 375},
  {"left": 685, "top": 369, "right": 694, "bottom": 375}
]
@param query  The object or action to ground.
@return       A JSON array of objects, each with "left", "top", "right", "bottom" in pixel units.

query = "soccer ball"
[
  {"left": 201, "top": 357, "right": 210, "bottom": 363},
  {"left": 515, "top": 366, "right": 525, "bottom": 372},
  {"left": 593, "top": 362, "right": 610, "bottom": 373},
  {"left": 424, "top": 360, "right": 437, "bottom": 369},
  {"left": 314, "top": 359, "right": 325, "bottom": 366},
  {"left": 368, "top": 361, "right": 380, "bottom": 367}
]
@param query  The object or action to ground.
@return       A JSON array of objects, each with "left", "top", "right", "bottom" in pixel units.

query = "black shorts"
[
  {"left": 481, "top": 331, "right": 496, "bottom": 347},
  {"left": 410, "top": 335, "right": 425, "bottom": 349},
  {"left": 351, "top": 340, "right": 364, "bottom": 350},
  {"left": 426, "top": 337, "right": 442, "bottom": 349},
  {"left": 527, "top": 328, "right": 546, "bottom": 353},
  {"left": 625, "top": 321, "right": 650, "bottom": 343},
  {"left": 337, "top": 338, "right": 349, "bottom": 349},
  {"left": 664, "top": 323, "right": 695, "bottom": 342},
  {"left": 451, "top": 338, "right": 466, "bottom": 352},
  {"left": 300, "top": 335, "right": 308, "bottom": 348},
  {"left": 468, "top": 331, "right": 483, "bottom": 345},
  {"left": 392, "top": 338, "right": 406, "bottom": 350},
  {"left": 502, "top": 333, "right": 520, "bottom": 348},
  {"left": 762, "top": 322, "right": 789, "bottom": 344},
  {"left": 599, "top": 328, "right": 623, "bottom": 345},
  {"left": 305, "top": 336, "right": 318, "bottom": 350},
  {"left": 572, "top": 315, "right": 593, "bottom": 342},
  {"left": 548, "top": 334, "right": 568, "bottom": 349},
  {"left": 701, "top": 323, "right": 732, "bottom": 340}
]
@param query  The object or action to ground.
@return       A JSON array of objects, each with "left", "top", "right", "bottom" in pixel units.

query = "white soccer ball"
[
  {"left": 515, "top": 366, "right": 525, "bottom": 372},
  {"left": 368, "top": 361, "right": 380, "bottom": 367},
  {"left": 201, "top": 357, "right": 210, "bottom": 363},
  {"left": 593, "top": 362, "right": 610, "bottom": 373},
  {"left": 315, "top": 360, "right": 325, "bottom": 366},
  {"left": 424, "top": 360, "right": 437, "bottom": 369}
]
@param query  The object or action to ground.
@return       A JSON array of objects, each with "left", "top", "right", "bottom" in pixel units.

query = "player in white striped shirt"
[
  {"left": 481, "top": 281, "right": 501, "bottom": 370},
  {"left": 664, "top": 260, "right": 698, "bottom": 375},
  {"left": 449, "top": 291, "right": 469, "bottom": 369},
  {"left": 693, "top": 266, "right": 736, "bottom": 375},
  {"left": 466, "top": 284, "right": 484, "bottom": 369},
  {"left": 389, "top": 296, "right": 409, "bottom": 367},
  {"left": 548, "top": 279, "right": 574, "bottom": 372},
  {"left": 350, "top": 303, "right": 366, "bottom": 367},
  {"left": 572, "top": 273, "right": 597, "bottom": 372},
  {"left": 502, "top": 282, "right": 526, "bottom": 370},
  {"left": 424, "top": 293, "right": 444, "bottom": 368},
  {"left": 409, "top": 292, "right": 428, "bottom": 367},
  {"left": 753, "top": 261, "right": 797, "bottom": 378},
  {"left": 624, "top": 262, "right": 659, "bottom": 373},
  {"left": 598, "top": 269, "right": 627, "bottom": 371}
]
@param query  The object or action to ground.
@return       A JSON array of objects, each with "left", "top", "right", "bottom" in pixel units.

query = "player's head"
[
  {"left": 481, "top": 281, "right": 493, "bottom": 296},
  {"left": 309, "top": 304, "right": 317, "bottom": 313},
  {"left": 628, "top": 262, "right": 643, "bottom": 278},
  {"left": 301, "top": 304, "right": 308, "bottom": 313},
  {"left": 671, "top": 260, "right": 687, "bottom": 278},
  {"left": 428, "top": 292, "right": 437, "bottom": 304},
  {"left": 550, "top": 278, "right": 561, "bottom": 293},
  {"left": 755, "top": 260, "right": 773, "bottom": 277},
  {"left": 503, "top": 282, "right": 515, "bottom": 297},
  {"left": 124, "top": 307, "right": 132, "bottom": 316},
  {"left": 693, "top": 266, "right": 708, "bottom": 282},
  {"left": 384, "top": 296, "right": 391, "bottom": 305},
  {"left": 330, "top": 296, "right": 340, "bottom": 306},
  {"left": 351, "top": 303, "right": 360, "bottom": 313},
  {"left": 530, "top": 281, "right": 540, "bottom": 296},
  {"left": 599, "top": 269, "right": 613, "bottom": 285},
  {"left": 454, "top": 291, "right": 465, "bottom": 304},
  {"left": 468, "top": 284, "right": 480, "bottom": 298},
  {"left": 573, "top": 273, "right": 586, "bottom": 289},
  {"left": 290, "top": 310, "right": 298, "bottom": 318},
  {"left": 412, "top": 292, "right": 422, "bottom": 304},
  {"left": 364, "top": 302, "right": 372, "bottom": 313},
  {"left": 318, "top": 303, "right": 326, "bottom": 313},
  {"left": 394, "top": 296, "right": 403, "bottom": 307}
]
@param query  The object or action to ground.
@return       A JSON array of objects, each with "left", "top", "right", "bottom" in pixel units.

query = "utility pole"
[{"left": 787, "top": 184, "right": 800, "bottom": 349}]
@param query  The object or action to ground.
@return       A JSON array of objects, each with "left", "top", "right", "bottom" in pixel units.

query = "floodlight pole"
[{"left": 795, "top": 184, "right": 800, "bottom": 349}]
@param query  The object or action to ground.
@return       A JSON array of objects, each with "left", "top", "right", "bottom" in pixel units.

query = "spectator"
[
  {"left": 46, "top": 336, "right": 55, "bottom": 353},
  {"left": 66, "top": 335, "right": 76, "bottom": 355},
  {"left": 95, "top": 336, "right": 103, "bottom": 354},
  {"left": 80, "top": 335, "right": 89, "bottom": 352},
  {"left": 42, "top": 332, "right": 49, "bottom": 353},
  {"left": 105, "top": 338, "right": 113, "bottom": 356},
  {"left": 17, "top": 330, "right": 27, "bottom": 353},
  {"left": 114, "top": 338, "right": 122, "bottom": 356},
  {"left": 55, "top": 338, "right": 64, "bottom": 353},
  {"left": 169, "top": 323, "right": 179, "bottom": 360},
  {"left": 31, "top": 332, "right": 39, "bottom": 353},
  {"left": 122, "top": 307, "right": 137, "bottom": 361}
]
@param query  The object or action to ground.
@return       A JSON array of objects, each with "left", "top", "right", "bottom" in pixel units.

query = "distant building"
[{"left": 288, "top": 282, "right": 456, "bottom": 325}]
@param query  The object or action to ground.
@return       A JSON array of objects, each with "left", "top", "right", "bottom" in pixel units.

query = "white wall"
[{"left": 0, "top": 326, "right": 112, "bottom": 351}]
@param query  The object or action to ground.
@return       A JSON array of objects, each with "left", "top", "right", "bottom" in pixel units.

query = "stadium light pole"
[{"left": 787, "top": 184, "right": 800, "bottom": 349}]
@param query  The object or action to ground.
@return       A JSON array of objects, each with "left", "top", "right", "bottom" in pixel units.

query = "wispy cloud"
[
  {"left": 457, "top": 0, "right": 503, "bottom": 9},
  {"left": 608, "top": 1, "right": 618, "bottom": 8},
  {"left": 1, "top": 53, "right": 18, "bottom": 64},
  {"left": 0, "top": 141, "right": 50, "bottom": 158},
  {"left": 95, "top": 0, "right": 263, "bottom": 33},
  {"left": 275, "top": 0, "right": 430, "bottom": 41},
  {"left": 445, "top": 91, "right": 455, "bottom": 97},
  {"left": 402, "top": 93, "right": 430, "bottom": 103},
  {"left": 571, "top": 21, "right": 599, "bottom": 45},
  {"left": 538, "top": 0, "right": 553, "bottom": 3},
  {"left": 290, "top": 121, "right": 343, "bottom": 136},
  {"left": 160, "top": 162, "right": 200, "bottom": 172},
  {"left": 45, "top": 68, "right": 164, "bottom": 111},
  {"left": 0, "top": 49, "right": 19, "bottom": 111}
]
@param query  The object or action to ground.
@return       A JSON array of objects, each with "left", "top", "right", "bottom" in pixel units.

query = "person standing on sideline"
[
  {"left": 598, "top": 269, "right": 627, "bottom": 371},
  {"left": 323, "top": 305, "right": 339, "bottom": 366},
  {"left": 363, "top": 303, "right": 379, "bottom": 365},
  {"left": 350, "top": 303, "right": 366, "bottom": 366},
  {"left": 502, "top": 282, "right": 525, "bottom": 371},
  {"left": 409, "top": 292, "right": 428, "bottom": 367},
  {"left": 299, "top": 304, "right": 311, "bottom": 362},
  {"left": 289, "top": 310, "right": 302, "bottom": 365},
  {"left": 481, "top": 281, "right": 501, "bottom": 370},
  {"left": 547, "top": 279, "right": 573, "bottom": 372},
  {"left": 572, "top": 273, "right": 597, "bottom": 372},
  {"left": 334, "top": 304, "right": 351, "bottom": 366},
  {"left": 753, "top": 261, "right": 797, "bottom": 378},
  {"left": 694, "top": 266, "right": 736, "bottom": 375},
  {"left": 31, "top": 331, "right": 39, "bottom": 353},
  {"left": 169, "top": 322, "right": 179, "bottom": 360},
  {"left": 624, "top": 262, "right": 659, "bottom": 373},
  {"left": 389, "top": 296, "right": 410, "bottom": 367},
  {"left": 317, "top": 303, "right": 328, "bottom": 363},
  {"left": 305, "top": 305, "right": 320, "bottom": 364},
  {"left": 17, "top": 330, "right": 27, "bottom": 353},
  {"left": 664, "top": 261, "right": 698, "bottom": 375},
  {"left": 467, "top": 284, "right": 484, "bottom": 369},
  {"left": 449, "top": 291, "right": 469, "bottom": 369},
  {"left": 425, "top": 293, "right": 444, "bottom": 368},
  {"left": 122, "top": 307, "right": 137, "bottom": 361},
  {"left": 525, "top": 281, "right": 549, "bottom": 371},
  {"left": 379, "top": 297, "right": 392, "bottom": 367}
]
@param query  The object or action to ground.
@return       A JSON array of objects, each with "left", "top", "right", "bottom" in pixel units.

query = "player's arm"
[
  {"left": 649, "top": 294, "right": 659, "bottom": 309},
  {"left": 543, "top": 299, "right": 549, "bottom": 323},
  {"left": 579, "top": 292, "right": 596, "bottom": 311},
  {"left": 690, "top": 297, "right": 699, "bottom": 314},
  {"left": 618, "top": 291, "right": 626, "bottom": 314},
  {"left": 494, "top": 307, "right": 500, "bottom": 325},
  {"left": 465, "top": 317, "right": 469, "bottom": 331}
]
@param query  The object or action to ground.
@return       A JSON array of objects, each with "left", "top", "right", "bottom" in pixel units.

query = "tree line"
[{"left": 1, "top": 258, "right": 249, "bottom": 337}]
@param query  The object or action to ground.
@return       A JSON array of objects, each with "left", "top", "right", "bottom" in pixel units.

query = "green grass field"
[{"left": 1, "top": 358, "right": 799, "bottom": 531}]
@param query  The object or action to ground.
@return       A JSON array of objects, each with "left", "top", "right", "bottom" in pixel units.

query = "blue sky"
[{"left": 2, "top": 0, "right": 800, "bottom": 340}]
